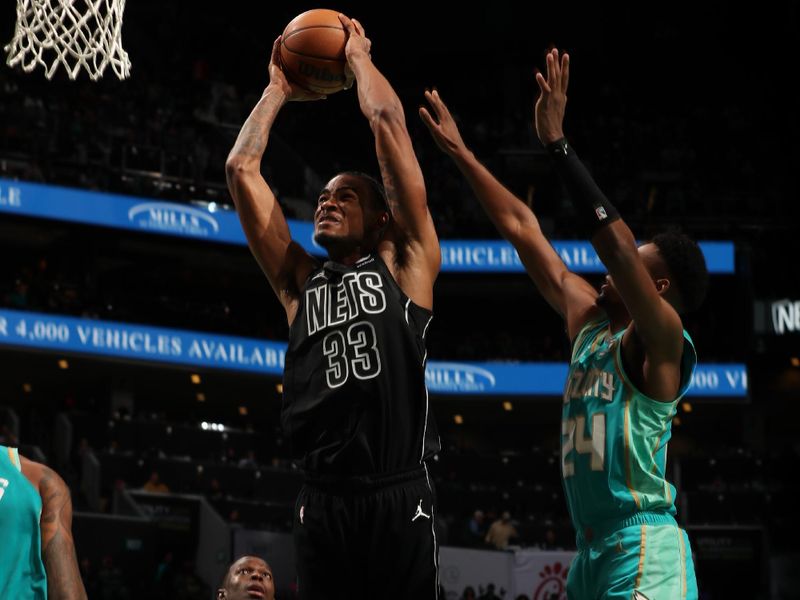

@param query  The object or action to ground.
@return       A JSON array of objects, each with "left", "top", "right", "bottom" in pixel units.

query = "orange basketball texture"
[{"left": 280, "top": 9, "right": 348, "bottom": 94}]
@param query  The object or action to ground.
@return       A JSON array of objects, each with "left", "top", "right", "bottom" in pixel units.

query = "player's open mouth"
[
  {"left": 246, "top": 585, "right": 266, "bottom": 598},
  {"left": 317, "top": 214, "right": 340, "bottom": 224}
]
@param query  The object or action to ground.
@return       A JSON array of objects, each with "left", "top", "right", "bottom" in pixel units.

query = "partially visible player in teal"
[
  {"left": 421, "top": 49, "right": 708, "bottom": 599},
  {"left": 0, "top": 445, "right": 87, "bottom": 599}
]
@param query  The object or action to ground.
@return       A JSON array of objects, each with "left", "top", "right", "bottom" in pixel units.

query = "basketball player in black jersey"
[{"left": 226, "top": 15, "right": 441, "bottom": 600}]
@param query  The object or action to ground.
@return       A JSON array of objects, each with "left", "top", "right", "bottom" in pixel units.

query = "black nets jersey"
[{"left": 281, "top": 254, "right": 440, "bottom": 476}]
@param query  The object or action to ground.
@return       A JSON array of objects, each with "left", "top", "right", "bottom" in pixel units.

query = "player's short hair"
[
  {"left": 338, "top": 171, "right": 388, "bottom": 213},
  {"left": 650, "top": 231, "right": 709, "bottom": 313}
]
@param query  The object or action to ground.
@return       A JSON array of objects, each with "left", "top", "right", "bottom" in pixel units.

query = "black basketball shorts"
[{"left": 293, "top": 465, "right": 439, "bottom": 600}]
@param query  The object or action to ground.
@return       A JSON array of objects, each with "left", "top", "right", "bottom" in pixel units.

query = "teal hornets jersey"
[
  {"left": 561, "top": 320, "right": 697, "bottom": 534},
  {"left": 0, "top": 446, "right": 47, "bottom": 599}
]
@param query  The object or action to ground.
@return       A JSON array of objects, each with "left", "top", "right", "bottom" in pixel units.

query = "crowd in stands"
[
  {"left": 0, "top": 243, "right": 746, "bottom": 364},
  {"left": 4, "top": 393, "right": 793, "bottom": 597},
  {"left": 1, "top": 9, "right": 791, "bottom": 242}
]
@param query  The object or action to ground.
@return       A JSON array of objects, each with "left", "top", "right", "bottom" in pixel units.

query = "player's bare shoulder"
[{"left": 19, "top": 456, "right": 67, "bottom": 496}]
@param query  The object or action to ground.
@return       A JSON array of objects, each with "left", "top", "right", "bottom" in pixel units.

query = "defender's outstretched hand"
[
  {"left": 269, "top": 36, "right": 327, "bottom": 101},
  {"left": 419, "top": 89, "right": 469, "bottom": 157},
  {"left": 534, "top": 48, "right": 569, "bottom": 144}
]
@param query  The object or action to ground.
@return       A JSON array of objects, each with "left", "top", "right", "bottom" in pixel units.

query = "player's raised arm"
[
  {"left": 535, "top": 49, "right": 684, "bottom": 365},
  {"left": 420, "top": 89, "right": 599, "bottom": 338},
  {"left": 225, "top": 37, "right": 322, "bottom": 324},
  {"left": 338, "top": 14, "right": 440, "bottom": 310}
]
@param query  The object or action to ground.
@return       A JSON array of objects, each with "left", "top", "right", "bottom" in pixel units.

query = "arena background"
[{"left": 1, "top": 1, "right": 798, "bottom": 598}]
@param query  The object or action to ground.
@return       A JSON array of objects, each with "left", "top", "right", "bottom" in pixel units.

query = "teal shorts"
[{"left": 567, "top": 512, "right": 698, "bottom": 600}]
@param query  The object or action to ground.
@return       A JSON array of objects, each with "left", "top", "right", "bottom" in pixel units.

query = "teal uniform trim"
[
  {"left": 567, "top": 517, "right": 698, "bottom": 599},
  {"left": 0, "top": 446, "right": 47, "bottom": 599},
  {"left": 10, "top": 446, "right": 21, "bottom": 470}
]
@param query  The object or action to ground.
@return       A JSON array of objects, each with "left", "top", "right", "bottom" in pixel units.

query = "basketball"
[{"left": 279, "top": 9, "right": 349, "bottom": 95}]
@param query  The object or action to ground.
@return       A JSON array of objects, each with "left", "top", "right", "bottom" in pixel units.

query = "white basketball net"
[{"left": 4, "top": 0, "right": 131, "bottom": 80}]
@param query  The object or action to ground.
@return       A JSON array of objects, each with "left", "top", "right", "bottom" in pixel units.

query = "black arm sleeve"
[{"left": 546, "top": 137, "right": 620, "bottom": 234}]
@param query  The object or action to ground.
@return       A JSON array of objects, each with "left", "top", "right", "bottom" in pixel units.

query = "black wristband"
[
  {"left": 546, "top": 137, "right": 571, "bottom": 158},
  {"left": 546, "top": 137, "right": 620, "bottom": 234}
]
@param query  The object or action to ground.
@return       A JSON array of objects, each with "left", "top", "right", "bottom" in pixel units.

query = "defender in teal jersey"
[
  {"left": 422, "top": 50, "right": 709, "bottom": 599},
  {"left": 0, "top": 446, "right": 86, "bottom": 599},
  {"left": 562, "top": 321, "right": 699, "bottom": 599}
]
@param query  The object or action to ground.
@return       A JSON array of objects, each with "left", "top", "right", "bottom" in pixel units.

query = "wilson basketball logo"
[{"left": 296, "top": 61, "right": 346, "bottom": 84}]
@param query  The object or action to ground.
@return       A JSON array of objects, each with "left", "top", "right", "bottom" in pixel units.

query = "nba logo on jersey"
[
  {"left": 0, "top": 478, "right": 8, "bottom": 502},
  {"left": 595, "top": 206, "right": 608, "bottom": 220}
]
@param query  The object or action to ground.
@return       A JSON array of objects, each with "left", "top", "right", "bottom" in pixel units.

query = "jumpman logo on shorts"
[
  {"left": 633, "top": 591, "right": 651, "bottom": 600},
  {"left": 411, "top": 499, "right": 431, "bottom": 522}
]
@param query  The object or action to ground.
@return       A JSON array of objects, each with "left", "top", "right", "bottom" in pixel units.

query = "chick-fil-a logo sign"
[{"left": 533, "top": 562, "right": 569, "bottom": 600}]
